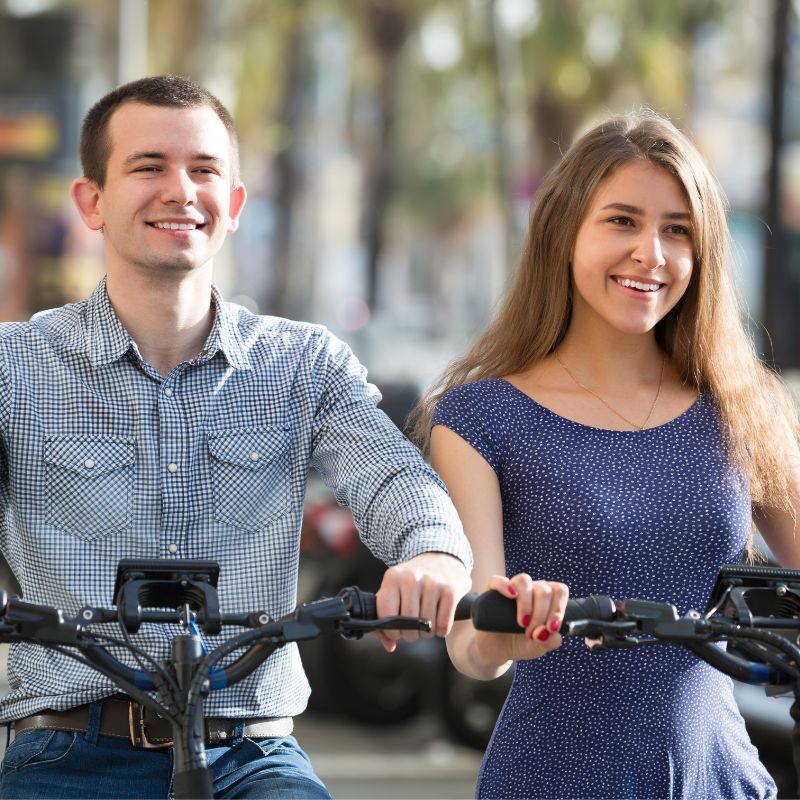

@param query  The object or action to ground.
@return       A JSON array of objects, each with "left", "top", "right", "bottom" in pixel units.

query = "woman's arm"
[
  {"left": 753, "top": 440, "right": 800, "bottom": 568},
  {"left": 431, "top": 424, "right": 568, "bottom": 680}
]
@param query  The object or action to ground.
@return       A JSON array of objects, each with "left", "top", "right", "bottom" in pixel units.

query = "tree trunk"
[
  {"left": 362, "top": 0, "right": 410, "bottom": 311},
  {"left": 762, "top": 0, "right": 794, "bottom": 368}
]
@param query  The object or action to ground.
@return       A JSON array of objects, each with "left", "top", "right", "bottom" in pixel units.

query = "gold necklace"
[{"left": 554, "top": 352, "right": 666, "bottom": 431}]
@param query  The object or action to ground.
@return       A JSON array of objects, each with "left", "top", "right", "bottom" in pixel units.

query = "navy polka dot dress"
[{"left": 433, "top": 379, "right": 776, "bottom": 800}]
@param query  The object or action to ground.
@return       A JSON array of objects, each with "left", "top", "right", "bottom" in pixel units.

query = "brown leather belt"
[{"left": 13, "top": 698, "right": 293, "bottom": 749}]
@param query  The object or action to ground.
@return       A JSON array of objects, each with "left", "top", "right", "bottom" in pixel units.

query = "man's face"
[{"left": 77, "top": 101, "right": 246, "bottom": 280}]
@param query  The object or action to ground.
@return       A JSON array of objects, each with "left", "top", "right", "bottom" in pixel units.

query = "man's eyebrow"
[
  {"left": 123, "top": 151, "right": 166, "bottom": 165},
  {"left": 600, "top": 202, "right": 691, "bottom": 221},
  {"left": 122, "top": 151, "right": 225, "bottom": 166}
]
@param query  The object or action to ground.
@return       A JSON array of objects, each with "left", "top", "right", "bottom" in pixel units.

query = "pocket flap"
[
  {"left": 44, "top": 436, "right": 136, "bottom": 477},
  {"left": 207, "top": 426, "right": 290, "bottom": 470}
]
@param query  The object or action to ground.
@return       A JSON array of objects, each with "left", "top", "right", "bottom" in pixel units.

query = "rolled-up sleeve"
[
  {"left": 308, "top": 330, "right": 472, "bottom": 571},
  {"left": 0, "top": 353, "right": 9, "bottom": 487}
]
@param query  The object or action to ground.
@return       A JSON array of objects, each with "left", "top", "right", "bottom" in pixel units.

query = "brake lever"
[
  {"left": 337, "top": 616, "right": 432, "bottom": 640},
  {"left": 564, "top": 619, "right": 637, "bottom": 638}
]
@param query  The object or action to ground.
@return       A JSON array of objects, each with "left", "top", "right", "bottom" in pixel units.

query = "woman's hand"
[{"left": 474, "top": 573, "right": 570, "bottom": 665}]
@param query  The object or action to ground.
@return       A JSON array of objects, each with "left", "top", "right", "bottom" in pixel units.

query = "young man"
[{"left": 0, "top": 75, "right": 471, "bottom": 799}]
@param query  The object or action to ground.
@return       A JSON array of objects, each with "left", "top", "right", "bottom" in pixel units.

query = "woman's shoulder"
[
  {"left": 439, "top": 377, "right": 509, "bottom": 401},
  {"left": 434, "top": 378, "right": 522, "bottom": 419}
]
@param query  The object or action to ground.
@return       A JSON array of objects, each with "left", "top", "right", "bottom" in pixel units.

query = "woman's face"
[{"left": 568, "top": 160, "right": 694, "bottom": 339}]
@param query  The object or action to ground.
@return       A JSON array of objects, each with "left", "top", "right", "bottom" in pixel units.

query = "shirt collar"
[
  {"left": 86, "top": 278, "right": 134, "bottom": 367},
  {"left": 85, "top": 277, "right": 251, "bottom": 371},
  {"left": 204, "top": 284, "right": 252, "bottom": 371}
]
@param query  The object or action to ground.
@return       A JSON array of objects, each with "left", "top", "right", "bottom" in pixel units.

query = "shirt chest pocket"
[
  {"left": 44, "top": 435, "right": 136, "bottom": 540},
  {"left": 207, "top": 426, "right": 291, "bottom": 531}
]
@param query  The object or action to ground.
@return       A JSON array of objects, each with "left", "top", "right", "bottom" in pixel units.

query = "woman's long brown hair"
[{"left": 412, "top": 110, "right": 798, "bottom": 540}]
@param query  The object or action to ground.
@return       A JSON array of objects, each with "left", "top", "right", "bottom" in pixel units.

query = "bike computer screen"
[
  {"left": 706, "top": 563, "right": 800, "bottom": 622},
  {"left": 113, "top": 559, "right": 220, "bottom": 602}
]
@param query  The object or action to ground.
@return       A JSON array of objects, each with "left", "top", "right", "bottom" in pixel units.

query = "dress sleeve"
[{"left": 432, "top": 383, "right": 502, "bottom": 475}]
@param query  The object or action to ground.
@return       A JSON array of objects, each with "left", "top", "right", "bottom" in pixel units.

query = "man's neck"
[{"left": 105, "top": 269, "right": 215, "bottom": 377}]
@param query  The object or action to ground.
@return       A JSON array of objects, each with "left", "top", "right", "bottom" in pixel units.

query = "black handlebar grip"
[
  {"left": 469, "top": 591, "right": 523, "bottom": 633},
  {"left": 340, "top": 587, "right": 378, "bottom": 620},
  {"left": 455, "top": 592, "right": 479, "bottom": 621},
  {"left": 469, "top": 590, "right": 617, "bottom": 633},
  {"left": 565, "top": 595, "right": 617, "bottom": 626}
]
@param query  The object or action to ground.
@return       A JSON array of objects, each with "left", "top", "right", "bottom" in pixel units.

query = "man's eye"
[{"left": 134, "top": 166, "right": 160, "bottom": 173}]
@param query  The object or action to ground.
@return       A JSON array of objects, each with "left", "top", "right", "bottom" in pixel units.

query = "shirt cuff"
[{"left": 396, "top": 526, "right": 474, "bottom": 573}]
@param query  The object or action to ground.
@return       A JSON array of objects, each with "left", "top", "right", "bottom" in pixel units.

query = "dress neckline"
[{"left": 497, "top": 378, "right": 702, "bottom": 434}]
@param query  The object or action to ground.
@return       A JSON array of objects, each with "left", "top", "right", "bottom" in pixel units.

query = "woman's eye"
[
  {"left": 666, "top": 224, "right": 690, "bottom": 236},
  {"left": 609, "top": 216, "right": 634, "bottom": 227}
]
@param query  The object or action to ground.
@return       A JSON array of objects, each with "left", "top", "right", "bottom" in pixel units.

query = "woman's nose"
[{"left": 632, "top": 231, "right": 666, "bottom": 270}]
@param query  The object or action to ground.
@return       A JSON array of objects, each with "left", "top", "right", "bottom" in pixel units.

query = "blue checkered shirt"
[{"left": 0, "top": 278, "right": 471, "bottom": 721}]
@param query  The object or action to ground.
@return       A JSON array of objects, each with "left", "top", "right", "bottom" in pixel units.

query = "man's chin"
[{"left": 144, "top": 257, "right": 207, "bottom": 275}]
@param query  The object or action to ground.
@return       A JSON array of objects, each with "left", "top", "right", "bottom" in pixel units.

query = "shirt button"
[
  {"left": 167, "top": 543, "right": 178, "bottom": 554},
  {"left": 248, "top": 452, "right": 260, "bottom": 462},
  {"left": 83, "top": 458, "right": 95, "bottom": 469},
  {"left": 167, "top": 463, "right": 178, "bottom": 474},
  {"left": 164, "top": 388, "right": 174, "bottom": 397}
]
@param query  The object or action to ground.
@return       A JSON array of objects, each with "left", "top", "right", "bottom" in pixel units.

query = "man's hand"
[{"left": 374, "top": 552, "right": 471, "bottom": 653}]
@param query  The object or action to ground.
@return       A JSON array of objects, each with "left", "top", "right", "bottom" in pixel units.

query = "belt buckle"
[{"left": 128, "top": 702, "right": 173, "bottom": 750}]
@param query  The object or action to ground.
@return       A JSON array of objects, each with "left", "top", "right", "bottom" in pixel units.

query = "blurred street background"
[
  {"left": 1, "top": 0, "right": 800, "bottom": 797},
  {"left": 2, "top": 0, "right": 800, "bottom": 382}
]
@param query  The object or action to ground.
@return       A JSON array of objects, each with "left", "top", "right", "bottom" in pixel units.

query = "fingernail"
[
  {"left": 549, "top": 618, "right": 561, "bottom": 632},
  {"left": 535, "top": 628, "right": 550, "bottom": 642},
  {"left": 507, "top": 585, "right": 518, "bottom": 597},
  {"left": 521, "top": 614, "right": 531, "bottom": 628}
]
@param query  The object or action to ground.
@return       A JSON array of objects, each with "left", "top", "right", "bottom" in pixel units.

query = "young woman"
[{"left": 414, "top": 111, "right": 800, "bottom": 799}]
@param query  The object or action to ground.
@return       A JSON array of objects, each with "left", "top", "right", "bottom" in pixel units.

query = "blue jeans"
[{"left": 0, "top": 702, "right": 331, "bottom": 799}]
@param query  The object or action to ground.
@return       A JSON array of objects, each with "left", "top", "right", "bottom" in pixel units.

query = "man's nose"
[{"left": 161, "top": 169, "right": 197, "bottom": 205}]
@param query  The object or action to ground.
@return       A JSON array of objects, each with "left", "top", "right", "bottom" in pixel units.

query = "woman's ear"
[{"left": 70, "top": 177, "right": 104, "bottom": 231}]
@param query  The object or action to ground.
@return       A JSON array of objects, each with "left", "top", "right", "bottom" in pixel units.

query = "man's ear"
[
  {"left": 70, "top": 177, "right": 104, "bottom": 231},
  {"left": 226, "top": 183, "right": 247, "bottom": 233}
]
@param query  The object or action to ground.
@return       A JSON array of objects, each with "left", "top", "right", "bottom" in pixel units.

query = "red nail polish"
[
  {"left": 507, "top": 585, "right": 518, "bottom": 597},
  {"left": 549, "top": 618, "right": 561, "bottom": 632},
  {"left": 521, "top": 614, "right": 531, "bottom": 628},
  {"left": 536, "top": 628, "right": 550, "bottom": 642}
]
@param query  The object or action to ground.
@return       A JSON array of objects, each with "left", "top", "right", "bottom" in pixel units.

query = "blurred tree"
[
  {"left": 763, "top": 0, "right": 795, "bottom": 369},
  {"left": 360, "top": 0, "right": 414, "bottom": 310}
]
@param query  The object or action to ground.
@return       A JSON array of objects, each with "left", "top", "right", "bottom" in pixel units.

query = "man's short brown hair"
[{"left": 79, "top": 74, "right": 240, "bottom": 188}]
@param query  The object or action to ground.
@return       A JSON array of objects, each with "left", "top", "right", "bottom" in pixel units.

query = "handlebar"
[
  {"left": 460, "top": 581, "right": 800, "bottom": 690},
  {"left": 458, "top": 590, "right": 617, "bottom": 633},
  {"left": 0, "top": 582, "right": 794, "bottom": 691},
  {"left": 0, "top": 560, "right": 798, "bottom": 800}
]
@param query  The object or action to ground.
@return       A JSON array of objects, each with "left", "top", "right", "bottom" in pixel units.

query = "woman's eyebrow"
[{"left": 600, "top": 202, "right": 690, "bottom": 221}]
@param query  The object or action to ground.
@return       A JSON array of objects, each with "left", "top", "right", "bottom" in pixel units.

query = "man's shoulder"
[
  {"left": 0, "top": 301, "right": 86, "bottom": 350},
  {"left": 0, "top": 300, "right": 86, "bottom": 340},
  {"left": 222, "top": 301, "right": 335, "bottom": 352}
]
